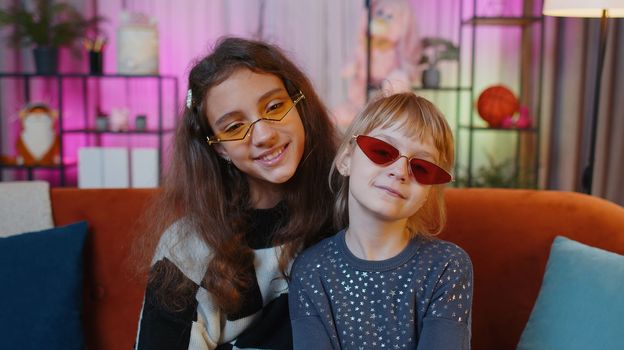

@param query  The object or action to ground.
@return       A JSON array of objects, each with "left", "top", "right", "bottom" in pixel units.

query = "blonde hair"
[{"left": 330, "top": 92, "right": 454, "bottom": 237}]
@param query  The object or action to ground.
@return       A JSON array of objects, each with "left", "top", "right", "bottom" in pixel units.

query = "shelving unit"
[
  {"left": 363, "top": 0, "right": 544, "bottom": 188},
  {"left": 459, "top": 0, "right": 544, "bottom": 188},
  {"left": 0, "top": 73, "right": 179, "bottom": 186}
]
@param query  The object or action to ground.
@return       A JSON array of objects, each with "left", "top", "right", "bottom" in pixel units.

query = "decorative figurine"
[{"left": 15, "top": 102, "right": 60, "bottom": 166}]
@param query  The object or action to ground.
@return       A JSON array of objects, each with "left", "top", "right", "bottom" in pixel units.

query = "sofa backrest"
[{"left": 50, "top": 188, "right": 624, "bottom": 350}]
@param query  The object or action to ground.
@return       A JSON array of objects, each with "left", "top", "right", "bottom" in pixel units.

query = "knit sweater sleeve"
[{"left": 135, "top": 222, "right": 219, "bottom": 350}]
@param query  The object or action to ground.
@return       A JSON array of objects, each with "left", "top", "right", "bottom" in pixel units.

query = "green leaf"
[
  {"left": 0, "top": 0, "right": 105, "bottom": 49},
  {"left": 419, "top": 36, "right": 459, "bottom": 68}
]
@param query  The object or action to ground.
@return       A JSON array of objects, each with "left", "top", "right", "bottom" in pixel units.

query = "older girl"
[{"left": 135, "top": 37, "right": 338, "bottom": 349}]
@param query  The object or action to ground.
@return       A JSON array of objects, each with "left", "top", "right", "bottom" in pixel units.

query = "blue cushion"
[
  {"left": 517, "top": 236, "right": 624, "bottom": 350},
  {"left": 0, "top": 221, "right": 88, "bottom": 350}
]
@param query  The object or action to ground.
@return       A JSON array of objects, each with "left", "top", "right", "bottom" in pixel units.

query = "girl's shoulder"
[
  {"left": 152, "top": 219, "right": 213, "bottom": 284},
  {"left": 291, "top": 230, "right": 342, "bottom": 274},
  {"left": 416, "top": 236, "right": 473, "bottom": 270}
]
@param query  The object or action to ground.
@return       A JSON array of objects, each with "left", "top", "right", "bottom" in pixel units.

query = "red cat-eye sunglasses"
[{"left": 353, "top": 135, "right": 453, "bottom": 185}]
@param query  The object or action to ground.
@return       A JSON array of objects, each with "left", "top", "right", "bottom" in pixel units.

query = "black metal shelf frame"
[{"left": 0, "top": 73, "right": 179, "bottom": 186}]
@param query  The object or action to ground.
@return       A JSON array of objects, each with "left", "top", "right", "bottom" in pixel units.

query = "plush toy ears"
[{"left": 19, "top": 102, "right": 57, "bottom": 121}]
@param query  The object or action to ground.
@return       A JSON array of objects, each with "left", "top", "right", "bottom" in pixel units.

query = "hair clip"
[{"left": 186, "top": 89, "right": 193, "bottom": 109}]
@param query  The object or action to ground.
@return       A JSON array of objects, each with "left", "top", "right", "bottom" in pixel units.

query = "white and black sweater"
[{"left": 135, "top": 204, "right": 293, "bottom": 350}]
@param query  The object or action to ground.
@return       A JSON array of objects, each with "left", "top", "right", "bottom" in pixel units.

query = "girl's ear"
[
  {"left": 212, "top": 144, "right": 230, "bottom": 162},
  {"left": 335, "top": 146, "right": 353, "bottom": 176}
]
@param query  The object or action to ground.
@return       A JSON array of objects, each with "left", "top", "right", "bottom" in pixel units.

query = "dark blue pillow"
[{"left": 0, "top": 221, "right": 88, "bottom": 350}]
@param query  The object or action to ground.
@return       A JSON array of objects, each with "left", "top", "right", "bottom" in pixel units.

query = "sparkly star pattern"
[{"left": 289, "top": 229, "right": 473, "bottom": 349}]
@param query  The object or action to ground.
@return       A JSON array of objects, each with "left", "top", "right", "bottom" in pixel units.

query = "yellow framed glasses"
[{"left": 207, "top": 91, "right": 305, "bottom": 145}]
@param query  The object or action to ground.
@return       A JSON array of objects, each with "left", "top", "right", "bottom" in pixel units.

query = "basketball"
[{"left": 477, "top": 85, "right": 519, "bottom": 127}]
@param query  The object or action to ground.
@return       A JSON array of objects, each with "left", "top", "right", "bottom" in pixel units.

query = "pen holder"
[
  {"left": 135, "top": 115, "right": 147, "bottom": 131},
  {"left": 89, "top": 51, "right": 103, "bottom": 75},
  {"left": 95, "top": 115, "right": 108, "bottom": 131}
]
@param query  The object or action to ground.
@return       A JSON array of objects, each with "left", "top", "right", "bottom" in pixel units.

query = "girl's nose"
[
  {"left": 387, "top": 156, "right": 410, "bottom": 182},
  {"left": 250, "top": 118, "right": 278, "bottom": 147}
]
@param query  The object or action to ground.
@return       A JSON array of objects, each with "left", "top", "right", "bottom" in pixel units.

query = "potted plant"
[
  {"left": 418, "top": 37, "right": 459, "bottom": 88},
  {"left": 455, "top": 153, "right": 536, "bottom": 189},
  {"left": 0, "top": 0, "right": 104, "bottom": 74}
]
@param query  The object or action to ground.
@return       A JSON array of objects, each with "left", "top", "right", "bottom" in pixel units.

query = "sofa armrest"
[
  {"left": 51, "top": 188, "right": 155, "bottom": 350},
  {"left": 440, "top": 188, "right": 624, "bottom": 350}
]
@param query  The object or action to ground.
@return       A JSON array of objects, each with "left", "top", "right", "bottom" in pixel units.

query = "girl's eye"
[
  {"left": 224, "top": 122, "right": 246, "bottom": 134},
  {"left": 268, "top": 102, "right": 283, "bottom": 111},
  {"left": 266, "top": 102, "right": 285, "bottom": 114},
  {"left": 264, "top": 100, "right": 289, "bottom": 119},
  {"left": 372, "top": 148, "right": 392, "bottom": 160},
  {"left": 412, "top": 164, "right": 429, "bottom": 174}
]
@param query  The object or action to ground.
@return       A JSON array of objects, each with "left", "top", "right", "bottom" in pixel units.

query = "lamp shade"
[{"left": 543, "top": 0, "right": 624, "bottom": 17}]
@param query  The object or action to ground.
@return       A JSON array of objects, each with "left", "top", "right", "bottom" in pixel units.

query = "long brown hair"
[
  {"left": 136, "top": 37, "right": 338, "bottom": 314},
  {"left": 330, "top": 92, "right": 454, "bottom": 237}
]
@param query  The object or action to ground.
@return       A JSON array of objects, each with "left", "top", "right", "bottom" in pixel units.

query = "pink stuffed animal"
[
  {"left": 501, "top": 106, "right": 533, "bottom": 129},
  {"left": 334, "top": 0, "right": 421, "bottom": 127}
]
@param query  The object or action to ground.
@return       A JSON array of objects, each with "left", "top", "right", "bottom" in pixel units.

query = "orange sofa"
[{"left": 50, "top": 188, "right": 624, "bottom": 350}]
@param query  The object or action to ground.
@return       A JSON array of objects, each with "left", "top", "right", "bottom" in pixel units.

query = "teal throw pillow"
[
  {"left": 517, "top": 236, "right": 624, "bottom": 350},
  {"left": 0, "top": 221, "right": 88, "bottom": 350}
]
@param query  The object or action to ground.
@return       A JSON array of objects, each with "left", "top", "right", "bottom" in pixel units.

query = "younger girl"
[
  {"left": 135, "top": 37, "right": 338, "bottom": 349},
  {"left": 289, "top": 92, "right": 473, "bottom": 349}
]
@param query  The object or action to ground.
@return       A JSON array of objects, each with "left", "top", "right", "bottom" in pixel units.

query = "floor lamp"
[{"left": 543, "top": 0, "right": 624, "bottom": 194}]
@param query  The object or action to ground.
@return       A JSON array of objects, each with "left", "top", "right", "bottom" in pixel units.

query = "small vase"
[
  {"left": 33, "top": 47, "right": 59, "bottom": 75},
  {"left": 422, "top": 67, "right": 441, "bottom": 89}
]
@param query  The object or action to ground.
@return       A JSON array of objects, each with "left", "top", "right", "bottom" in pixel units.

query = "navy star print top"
[{"left": 289, "top": 229, "right": 473, "bottom": 349}]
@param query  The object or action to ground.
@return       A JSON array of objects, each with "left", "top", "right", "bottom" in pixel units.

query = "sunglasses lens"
[
  {"left": 410, "top": 158, "right": 452, "bottom": 185},
  {"left": 356, "top": 135, "right": 399, "bottom": 165}
]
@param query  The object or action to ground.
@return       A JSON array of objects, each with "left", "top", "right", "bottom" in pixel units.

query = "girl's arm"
[
  {"left": 417, "top": 248, "right": 474, "bottom": 350},
  {"left": 135, "top": 258, "right": 218, "bottom": 350},
  {"left": 288, "top": 264, "right": 335, "bottom": 350}
]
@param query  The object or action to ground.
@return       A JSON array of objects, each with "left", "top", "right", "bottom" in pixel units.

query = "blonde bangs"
[{"left": 345, "top": 93, "right": 454, "bottom": 171}]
